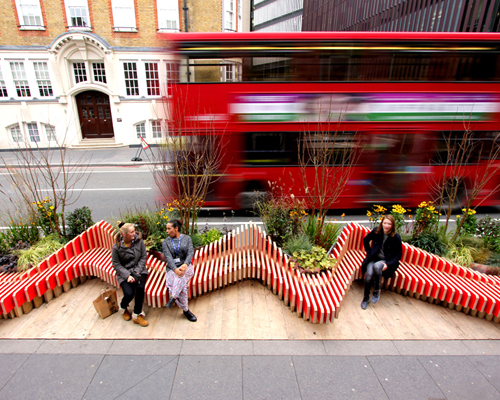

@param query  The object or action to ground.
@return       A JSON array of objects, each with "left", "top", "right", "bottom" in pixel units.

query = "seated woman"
[
  {"left": 111, "top": 222, "right": 149, "bottom": 326},
  {"left": 361, "top": 215, "right": 402, "bottom": 310},
  {"left": 162, "top": 219, "right": 197, "bottom": 322}
]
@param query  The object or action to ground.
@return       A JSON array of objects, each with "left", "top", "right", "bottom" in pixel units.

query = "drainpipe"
[{"left": 183, "top": 0, "right": 188, "bottom": 32}]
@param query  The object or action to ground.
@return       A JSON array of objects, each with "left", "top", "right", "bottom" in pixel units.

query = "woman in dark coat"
[
  {"left": 112, "top": 222, "right": 149, "bottom": 326},
  {"left": 360, "top": 215, "right": 402, "bottom": 310}
]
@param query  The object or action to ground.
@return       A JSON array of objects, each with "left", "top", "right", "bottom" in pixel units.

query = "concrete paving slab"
[
  {"left": 107, "top": 339, "right": 183, "bottom": 355},
  {"left": 83, "top": 355, "right": 177, "bottom": 400},
  {"left": 0, "top": 354, "right": 103, "bottom": 400},
  {"left": 293, "top": 356, "right": 388, "bottom": 400},
  {"left": 253, "top": 340, "right": 327, "bottom": 356},
  {"left": 0, "top": 339, "right": 44, "bottom": 354},
  {"left": 36, "top": 339, "right": 113, "bottom": 354},
  {"left": 368, "top": 355, "right": 445, "bottom": 400},
  {"left": 419, "top": 355, "right": 500, "bottom": 400},
  {"left": 467, "top": 355, "right": 500, "bottom": 393},
  {"left": 324, "top": 340, "right": 399, "bottom": 356},
  {"left": 180, "top": 340, "right": 253, "bottom": 355},
  {"left": 462, "top": 340, "right": 500, "bottom": 355},
  {"left": 0, "top": 354, "right": 30, "bottom": 391},
  {"left": 171, "top": 356, "right": 242, "bottom": 400},
  {"left": 393, "top": 340, "right": 472, "bottom": 355},
  {"left": 243, "top": 356, "right": 301, "bottom": 400}
]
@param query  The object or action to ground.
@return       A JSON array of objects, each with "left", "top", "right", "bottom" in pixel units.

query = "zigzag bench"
[{"left": 1, "top": 221, "right": 500, "bottom": 324}]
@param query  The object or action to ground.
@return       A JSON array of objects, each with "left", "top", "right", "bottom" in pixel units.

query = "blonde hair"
[{"left": 116, "top": 221, "right": 135, "bottom": 244}]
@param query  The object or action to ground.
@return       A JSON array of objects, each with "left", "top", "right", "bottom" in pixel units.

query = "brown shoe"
[
  {"left": 132, "top": 315, "right": 149, "bottom": 327},
  {"left": 122, "top": 309, "right": 132, "bottom": 321}
]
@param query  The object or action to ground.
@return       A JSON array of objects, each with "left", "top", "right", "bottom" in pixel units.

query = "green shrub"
[
  {"left": 446, "top": 242, "right": 476, "bottom": 268},
  {"left": 199, "top": 228, "right": 222, "bottom": 246},
  {"left": 283, "top": 233, "right": 313, "bottom": 256},
  {"left": 3, "top": 218, "right": 40, "bottom": 247},
  {"left": 476, "top": 215, "right": 500, "bottom": 250},
  {"left": 302, "top": 215, "right": 342, "bottom": 250},
  {"left": 408, "top": 231, "right": 447, "bottom": 256},
  {"left": 14, "top": 234, "right": 66, "bottom": 272},
  {"left": 0, "top": 232, "right": 10, "bottom": 254},
  {"left": 289, "top": 246, "right": 336, "bottom": 274},
  {"left": 66, "top": 207, "right": 94, "bottom": 239},
  {"left": 118, "top": 205, "right": 178, "bottom": 239}
]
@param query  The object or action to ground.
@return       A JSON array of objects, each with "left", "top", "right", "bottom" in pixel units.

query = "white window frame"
[
  {"left": 238, "top": 0, "right": 242, "bottom": 32},
  {"left": 0, "top": 66, "right": 8, "bottom": 98},
  {"left": 122, "top": 60, "right": 163, "bottom": 98},
  {"left": 151, "top": 120, "right": 163, "bottom": 140},
  {"left": 73, "top": 62, "right": 87, "bottom": 84},
  {"left": 165, "top": 61, "right": 178, "bottom": 97},
  {"left": 9, "top": 124, "right": 23, "bottom": 143},
  {"left": 157, "top": 0, "right": 180, "bottom": 32},
  {"left": 223, "top": 0, "right": 236, "bottom": 32},
  {"left": 26, "top": 122, "right": 41, "bottom": 143},
  {"left": 111, "top": 0, "right": 137, "bottom": 32},
  {"left": 123, "top": 61, "right": 140, "bottom": 96},
  {"left": 44, "top": 124, "right": 57, "bottom": 142},
  {"left": 10, "top": 61, "right": 31, "bottom": 98},
  {"left": 33, "top": 61, "right": 53, "bottom": 97},
  {"left": 65, "top": 0, "right": 91, "bottom": 30},
  {"left": 135, "top": 121, "right": 146, "bottom": 140},
  {"left": 92, "top": 62, "right": 107, "bottom": 84},
  {"left": 15, "top": 0, "right": 45, "bottom": 30},
  {"left": 145, "top": 62, "right": 160, "bottom": 96}
]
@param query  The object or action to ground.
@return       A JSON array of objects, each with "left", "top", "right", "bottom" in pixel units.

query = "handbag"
[{"left": 93, "top": 289, "right": 119, "bottom": 319}]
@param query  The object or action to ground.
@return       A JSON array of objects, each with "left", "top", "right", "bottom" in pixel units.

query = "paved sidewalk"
[
  {"left": 1, "top": 339, "right": 500, "bottom": 400},
  {"left": 0, "top": 146, "right": 161, "bottom": 167}
]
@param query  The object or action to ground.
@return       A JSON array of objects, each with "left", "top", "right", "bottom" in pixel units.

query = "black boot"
[
  {"left": 166, "top": 297, "right": 176, "bottom": 309},
  {"left": 362, "top": 279, "right": 372, "bottom": 310},
  {"left": 361, "top": 296, "right": 369, "bottom": 310},
  {"left": 183, "top": 309, "right": 197, "bottom": 322},
  {"left": 371, "top": 290, "right": 380, "bottom": 304}
]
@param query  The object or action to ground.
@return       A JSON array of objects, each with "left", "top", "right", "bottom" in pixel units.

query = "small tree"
[
  {"left": 297, "top": 115, "right": 361, "bottom": 243},
  {"left": 151, "top": 88, "right": 227, "bottom": 235},
  {"left": 1, "top": 132, "right": 92, "bottom": 237}
]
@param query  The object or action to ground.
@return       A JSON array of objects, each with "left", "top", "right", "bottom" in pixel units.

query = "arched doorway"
[{"left": 76, "top": 91, "right": 114, "bottom": 139}]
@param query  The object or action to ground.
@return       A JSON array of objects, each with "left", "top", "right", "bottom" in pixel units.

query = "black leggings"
[
  {"left": 120, "top": 274, "right": 148, "bottom": 315},
  {"left": 364, "top": 261, "right": 384, "bottom": 298}
]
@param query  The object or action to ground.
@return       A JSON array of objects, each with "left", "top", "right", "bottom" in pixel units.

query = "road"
[{"left": 0, "top": 165, "right": 499, "bottom": 228}]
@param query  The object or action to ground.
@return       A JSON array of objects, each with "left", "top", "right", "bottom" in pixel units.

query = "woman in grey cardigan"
[
  {"left": 112, "top": 222, "right": 149, "bottom": 327},
  {"left": 162, "top": 219, "right": 197, "bottom": 322}
]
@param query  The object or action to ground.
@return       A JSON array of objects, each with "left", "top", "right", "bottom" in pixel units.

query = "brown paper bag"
[{"left": 93, "top": 289, "right": 119, "bottom": 319}]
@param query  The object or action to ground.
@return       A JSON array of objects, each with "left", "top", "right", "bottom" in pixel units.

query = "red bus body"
[{"left": 164, "top": 32, "right": 500, "bottom": 210}]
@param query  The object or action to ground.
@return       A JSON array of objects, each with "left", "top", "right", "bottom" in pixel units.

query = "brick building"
[
  {"left": 302, "top": 0, "right": 500, "bottom": 32},
  {"left": 0, "top": 0, "right": 248, "bottom": 149}
]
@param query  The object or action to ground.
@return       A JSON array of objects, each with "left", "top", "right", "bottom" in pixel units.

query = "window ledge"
[
  {"left": 19, "top": 25, "right": 46, "bottom": 31},
  {"left": 158, "top": 28, "right": 180, "bottom": 33},
  {"left": 113, "top": 27, "right": 138, "bottom": 32},
  {"left": 68, "top": 26, "right": 92, "bottom": 32}
]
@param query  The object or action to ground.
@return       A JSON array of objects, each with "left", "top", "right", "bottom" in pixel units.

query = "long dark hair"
[{"left": 376, "top": 215, "right": 397, "bottom": 237}]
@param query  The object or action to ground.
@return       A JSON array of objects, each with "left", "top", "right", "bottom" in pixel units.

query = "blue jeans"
[{"left": 364, "top": 261, "right": 385, "bottom": 299}]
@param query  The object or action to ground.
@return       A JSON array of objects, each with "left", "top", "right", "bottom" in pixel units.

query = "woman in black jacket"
[
  {"left": 360, "top": 215, "right": 402, "bottom": 310},
  {"left": 112, "top": 222, "right": 149, "bottom": 327}
]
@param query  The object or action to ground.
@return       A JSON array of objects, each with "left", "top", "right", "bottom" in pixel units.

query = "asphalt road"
[{"left": 1, "top": 165, "right": 499, "bottom": 228}]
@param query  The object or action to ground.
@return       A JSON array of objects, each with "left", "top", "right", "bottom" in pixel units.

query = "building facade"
[
  {"left": 0, "top": 0, "right": 248, "bottom": 149},
  {"left": 252, "top": 0, "right": 303, "bottom": 32},
  {"left": 302, "top": 0, "right": 500, "bottom": 32}
]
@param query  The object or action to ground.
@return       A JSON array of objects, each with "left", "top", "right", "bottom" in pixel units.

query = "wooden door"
[{"left": 76, "top": 91, "right": 114, "bottom": 139}]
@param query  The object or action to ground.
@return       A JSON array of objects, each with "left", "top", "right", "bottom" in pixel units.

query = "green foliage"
[
  {"left": 33, "top": 198, "right": 60, "bottom": 236},
  {"left": 118, "top": 205, "right": 178, "bottom": 240},
  {"left": 14, "top": 234, "right": 66, "bottom": 272},
  {"left": 3, "top": 217, "right": 40, "bottom": 247},
  {"left": 366, "top": 204, "right": 386, "bottom": 229},
  {"left": 66, "top": 207, "right": 94, "bottom": 239},
  {"left": 446, "top": 242, "right": 476, "bottom": 268},
  {"left": 191, "top": 233, "right": 203, "bottom": 249},
  {"left": 484, "top": 253, "right": 500, "bottom": 268},
  {"left": 302, "top": 215, "right": 342, "bottom": 250},
  {"left": 408, "top": 231, "right": 447, "bottom": 256},
  {"left": 0, "top": 232, "right": 10, "bottom": 254},
  {"left": 199, "top": 228, "right": 223, "bottom": 246},
  {"left": 476, "top": 215, "right": 500, "bottom": 251},
  {"left": 290, "top": 246, "right": 336, "bottom": 274},
  {"left": 391, "top": 204, "right": 410, "bottom": 234},
  {"left": 412, "top": 201, "right": 440, "bottom": 236},
  {"left": 283, "top": 233, "right": 313, "bottom": 256}
]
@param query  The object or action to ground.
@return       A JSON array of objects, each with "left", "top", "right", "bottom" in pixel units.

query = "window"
[
  {"left": 0, "top": 67, "right": 7, "bottom": 97},
  {"left": 10, "top": 62, "right": 31, "bottom": 97},
  {"left": 33, "top": 62, "right": 53, "bottom": 97},
  {"left": 165, "top": 62, "right": 178, "bottom": 96},
  {"left": 224, "top": 0, "right": 235, "bottom": 31},
  {"left": 136, "top": 122, "right": 146, "bottom": 139},
  {"left": 65, "top": 0, "right": 90, "bottom": 28},
  {"left": 92, "top": 62, "right": 106, "bottom": 83},
  {"left": 73, "top": 62, "right": 87, "bottom": 83},
  {"left": 151, "top": 120, "right": 162, "bottom": 139},
  {"left": 157, "top": 0, "right": 179, "bottom": 31},
  {"left": 16, "top": 0, "right": 44, "bottom": 28},
  {"left": 145, "top": 62, "right": 160, "bottom": 96},
  {"left": 111, "top": 0, "right": 136, "bottom": 30},
  {"left": 124, "top": 62, "right": 139, "bottom": 95},
  {"left": 45, "top": 125, "right": 56, "bottom": 142},
  {"left": 224, "top": 63, "right": 234, "bottom": 82},
  {"left": 238, "top": 0, "right": 242, "bottom": 32},
  {"left": 10, "top": 124, "right": 23, "bottom": 142},
  {"left": 27, "top": 123, "right": 40, "bottom": 142}
]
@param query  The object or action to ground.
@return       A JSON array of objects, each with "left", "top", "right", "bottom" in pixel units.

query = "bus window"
[
  {"left": 180, "top": 59, "right": 242, "bottom": 83},
  {"left": 244, "top": 132, "right": 298, "bottom": 166}
]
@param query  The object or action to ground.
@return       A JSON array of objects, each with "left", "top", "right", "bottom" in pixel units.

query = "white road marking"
[{"left": 36, "top": 188, "right": 151, "bottom": 192}]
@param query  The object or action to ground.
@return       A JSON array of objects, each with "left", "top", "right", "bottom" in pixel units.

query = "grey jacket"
[
  {"left": 162, "top": 234, "right": 194, "bottom": 272},
  {"left": 112, "top": 233, "right": 148, "bottom": 285}
]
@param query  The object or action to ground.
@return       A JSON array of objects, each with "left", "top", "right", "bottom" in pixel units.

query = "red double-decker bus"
[{"left": 164, "top": 31, "right": 500, "bottom": 210}]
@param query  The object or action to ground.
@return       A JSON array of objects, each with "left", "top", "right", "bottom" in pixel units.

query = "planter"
[{"left": 471, "top": 263, "right": 500, "bottom": 275}]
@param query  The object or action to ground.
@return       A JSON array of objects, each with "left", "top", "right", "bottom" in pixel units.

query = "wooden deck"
[{"left": 1, "top": 277, "right": 500, "bottom": 340}]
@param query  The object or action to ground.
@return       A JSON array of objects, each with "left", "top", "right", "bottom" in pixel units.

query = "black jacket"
[
  {"left": 361, "top": 228, "right": 402, "bottom": 279},
  {"left": 112, "top": 233, "right": 148, "bottom": 284}
]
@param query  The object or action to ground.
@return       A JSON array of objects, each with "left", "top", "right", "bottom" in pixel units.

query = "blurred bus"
[{"left": 163, "top": 31, "right": 500, "bottom": 210}]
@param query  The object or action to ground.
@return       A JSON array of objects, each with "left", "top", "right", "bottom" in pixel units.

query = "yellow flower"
[
  {"left": 418, "top": 201, "right": 428, "bottom": 208},
  {"left": 47, "top": 212, "right": 52, "bottom": 216},
  {"left": 157, "top": 222, "right": 160, "bottom": 225},
  {"left": 168, "top": 207, "right": 174, "bottom": 212},
  {"left": 456, "top": 215, "right": 461, "bottom": 218},
  {"left": 367, "top": 211, "right": 372, "bottom": 217},
  {"left": 341, "top": 213, "right": 345, "bottom": 218},
  {"left": 408, "top": 215, "right": 412, "bottom": 219},
  {"left": 49, "top": 206, "right": 54, "bottom": 210}
]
